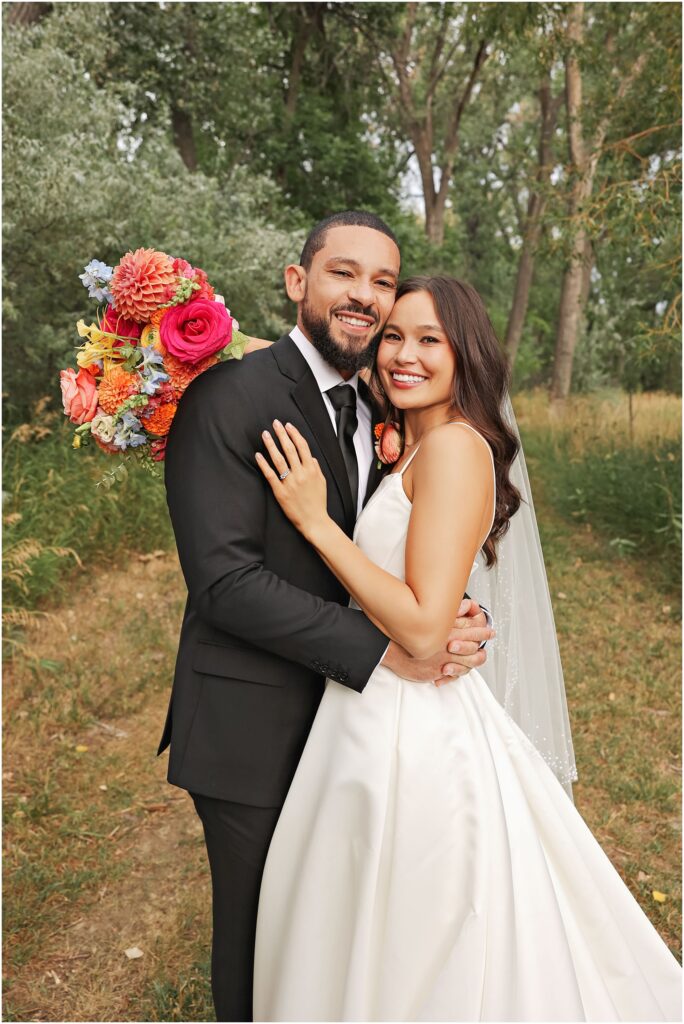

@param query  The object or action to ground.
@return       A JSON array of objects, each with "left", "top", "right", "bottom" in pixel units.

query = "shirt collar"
[{"left": 289, "top": 325, "right": 360, "bottom": 397}]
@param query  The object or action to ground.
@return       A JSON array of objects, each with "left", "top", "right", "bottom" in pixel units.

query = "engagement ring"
[{"left": 279, "top": 470, "right": 290, "bottom": 480}]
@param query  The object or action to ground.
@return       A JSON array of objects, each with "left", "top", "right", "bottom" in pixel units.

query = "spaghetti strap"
[{"left": 397, "top": 445, "right": 421, "bottom": 475}]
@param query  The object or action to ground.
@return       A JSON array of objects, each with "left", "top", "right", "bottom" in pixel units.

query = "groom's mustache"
[{"left": 330, "top": 302, "right": 379, "bottom": 326}]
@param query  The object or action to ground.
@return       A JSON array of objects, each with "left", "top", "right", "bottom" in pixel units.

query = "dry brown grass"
[
  {"left": 2, "top": 493, "right": 681, "bottom": 1021},
  {"left": 515, "top": 388, "right": 682, "bottom": 452}
]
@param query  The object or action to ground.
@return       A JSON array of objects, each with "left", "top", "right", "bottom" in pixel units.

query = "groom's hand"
[{"left": 382, "top": 599, "right": 493, "bottom": 686}]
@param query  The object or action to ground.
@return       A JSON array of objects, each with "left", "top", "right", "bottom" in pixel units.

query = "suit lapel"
[{"left": 271, "top": 336, "right": 357, "bottom": 529}]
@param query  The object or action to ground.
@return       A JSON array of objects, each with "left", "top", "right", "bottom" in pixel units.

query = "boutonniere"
[{"left": 373, "top": 420, "right": 403, "bottom": 469}]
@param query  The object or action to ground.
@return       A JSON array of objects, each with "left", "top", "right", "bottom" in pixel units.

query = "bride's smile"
[{"left": 377, "top": 289, "right": 457, "bottom": 439}]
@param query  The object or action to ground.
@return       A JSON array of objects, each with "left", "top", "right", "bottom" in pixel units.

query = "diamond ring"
[{"left": 279, "top": 469, "right": 290, "bottom": 480}]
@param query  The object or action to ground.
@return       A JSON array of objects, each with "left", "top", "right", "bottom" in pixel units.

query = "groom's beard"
[{"left": 301, "top": 297, "right": 381, "bottom": 375}]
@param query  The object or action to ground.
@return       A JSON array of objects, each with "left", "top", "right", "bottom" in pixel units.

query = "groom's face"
[{"left": 286, "top": 225, "right": 400, "bottom": 376}]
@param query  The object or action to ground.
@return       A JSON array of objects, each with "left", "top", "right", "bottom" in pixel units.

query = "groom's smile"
[{"left": 284, "top": 224, "right": 400, "bottom": 376}]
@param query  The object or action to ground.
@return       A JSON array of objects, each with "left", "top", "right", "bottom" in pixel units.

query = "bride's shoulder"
[
  {"left": 411, "top": 421, "right": 492, "bottom": 490},
  {"left": 421, "top": 421, "right": 490, "bottom": 464}
]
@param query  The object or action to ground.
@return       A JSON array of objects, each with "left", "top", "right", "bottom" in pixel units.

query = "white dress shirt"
[{"left": 290, "top": 325, "right": 373, "bottom": 511}]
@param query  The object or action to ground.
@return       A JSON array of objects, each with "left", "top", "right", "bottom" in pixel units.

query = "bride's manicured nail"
[
  {"left": 444, "top": 666, "right": 454, "bottom": 676},
  {"left": 262, "top": 430, "right": 271, "bottom": 438},
  {"left": 450, "top": 642, "right": 461, "bottom": 653},
  {"left": 274, "top": 419, "right": 282, "bottom": 428}
]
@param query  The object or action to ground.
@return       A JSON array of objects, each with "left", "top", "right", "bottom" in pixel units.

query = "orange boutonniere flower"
[{"left": 374, "top": 421, "right": 403, "bottom": 467}]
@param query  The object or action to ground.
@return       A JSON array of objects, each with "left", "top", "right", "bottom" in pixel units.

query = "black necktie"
[{"left": 326, "top": 384, "right": 359, "bottom": 509}]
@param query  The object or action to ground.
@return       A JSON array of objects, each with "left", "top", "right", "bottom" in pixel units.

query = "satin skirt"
[{"left": 253, "top": 666, "right": 681, "bottom": 1021}]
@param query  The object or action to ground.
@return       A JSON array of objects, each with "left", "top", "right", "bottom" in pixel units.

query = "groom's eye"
[
  {"left": 377, "top": 279, "right": 396, "bottom": 289},
  {"left": 332, "top": 270, "right": 352, "bottom": 278}
]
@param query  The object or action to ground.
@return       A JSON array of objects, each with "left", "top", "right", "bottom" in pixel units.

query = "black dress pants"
[{"left": 191, "top": 793, "right": 282, "bottom": 1023}]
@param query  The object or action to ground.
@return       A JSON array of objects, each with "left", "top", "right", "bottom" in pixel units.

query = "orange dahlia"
[
  {"left": 110, "top": 249, "right": 176, "bottom": 323},
  {"left": 143, "top": 402, "right": 178, "bottom": 437},
  {"left": 163, "top": 351, "right": 218, "bottom": 397},
  {"left": 98, "top": 367, "right": 139, "bottom": 415}
]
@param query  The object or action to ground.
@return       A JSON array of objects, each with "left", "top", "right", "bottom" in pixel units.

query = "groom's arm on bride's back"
[{"left": 164, "top": 363, "right": 388, "bottom": 691}]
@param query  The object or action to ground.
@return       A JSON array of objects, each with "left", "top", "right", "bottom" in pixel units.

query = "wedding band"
[{"left": 279, "top": 469, "right": 290, "bottom": 480}]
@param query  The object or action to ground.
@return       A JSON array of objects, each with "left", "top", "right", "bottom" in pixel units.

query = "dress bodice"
[{"left": 353, "top": 470, "right": 413, "bottom": 582}]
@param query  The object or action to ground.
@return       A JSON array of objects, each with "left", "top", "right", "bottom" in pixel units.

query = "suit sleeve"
[{"left": 164, "top": 366, "right": 389, "bottom": 692}]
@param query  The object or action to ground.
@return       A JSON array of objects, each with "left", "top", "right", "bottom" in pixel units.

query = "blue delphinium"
[
  {"left": 138, "top": 345, "right": 169, "bottom": 396},
  {"left": 113, "top": 411, "right": 147, "bottom": 450},
  {"left": 79, "top": 259, "right": 114, "bottom": 304}
]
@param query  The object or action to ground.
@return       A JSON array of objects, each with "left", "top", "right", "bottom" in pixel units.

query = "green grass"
[
  {"left": 523, "top": 433, "right": 680, "bottom": 558},
  {"left": 3, "top": 419, "right": 173, "bottom": 615}
]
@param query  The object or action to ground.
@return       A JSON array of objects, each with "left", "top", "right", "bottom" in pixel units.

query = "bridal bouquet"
[{"left": 59, "top": 248, "right": 248, "bottom": 481}]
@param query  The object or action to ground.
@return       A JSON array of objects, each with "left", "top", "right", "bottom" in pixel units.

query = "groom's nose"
[{"left": 347, "top": 276, "right": 375, "bottom": 309}]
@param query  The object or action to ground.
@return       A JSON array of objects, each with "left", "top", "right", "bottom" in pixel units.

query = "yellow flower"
[
  {"left": 76, "top": 336, "right": 123, "bottom": 369},
  {"left": 652, "top": 890, "right": 667, "bottom": 903},
  {"left": 141, "top": 323, "right": 164, "bottom": 353},
  {"left": 72, "top": 434, "right": 81, "bottom": 449}
]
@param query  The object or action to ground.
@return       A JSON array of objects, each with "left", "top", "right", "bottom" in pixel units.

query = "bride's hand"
[{"left": 256, "top": 421, "right": 328, "bottom": 539}]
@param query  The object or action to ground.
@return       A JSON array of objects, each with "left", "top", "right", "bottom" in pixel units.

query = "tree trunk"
[
  {"left": 6, "top": 2, "right": 51, "bottom": 25},
  {"left": 550, "top": 5, "right": 647, "bottom": 400},
  {"left": 284, "top": 13, "right": 313, "bottom": 124},
  {"left": 550, "top": 230, "right": 588, "bottom": 399},
  {"left": 551, "top": 2, "right": 585, "bottom": 402},
  {"left": 171, "top": 105, "right": 197, "bottom": 172},
  {"left": 505, "top": 221, "right": 539, "bottom": 367},
  {"left": 505, "top": 73, "right": 561, "bottom": 368}
]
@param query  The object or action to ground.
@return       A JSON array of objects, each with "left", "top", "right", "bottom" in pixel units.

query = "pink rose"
[
  {"left": 101, "top": 305, "right": 142, "bottom": 344},
  {"left": 160, "top": 298, "right": 233, "bottom": 364},
  {"left": 60, "top": 368, "right": 99, "bottom": 424}
]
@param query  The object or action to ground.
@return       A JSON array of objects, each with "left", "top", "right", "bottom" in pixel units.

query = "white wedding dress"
[{"left": 253, "top": 428, "right": 681, "bottom": 1022}]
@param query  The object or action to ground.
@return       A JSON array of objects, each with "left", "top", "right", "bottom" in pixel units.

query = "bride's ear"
[{"left": 285, "top": 264, "right": 307, "bottom": 303}]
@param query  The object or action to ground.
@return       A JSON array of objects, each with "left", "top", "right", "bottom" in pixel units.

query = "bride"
[{"left": 253, "top": 275, "right": 681, "bottom": 1021}]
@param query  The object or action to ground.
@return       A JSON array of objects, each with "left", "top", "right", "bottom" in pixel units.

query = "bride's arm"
[{"left": 256, "top": 421, "right": 492, "bottom": 659}]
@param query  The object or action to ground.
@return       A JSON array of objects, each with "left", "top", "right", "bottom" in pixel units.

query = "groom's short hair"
[{"left": 300, "top": 211, "right": 399, "bottom": 270}]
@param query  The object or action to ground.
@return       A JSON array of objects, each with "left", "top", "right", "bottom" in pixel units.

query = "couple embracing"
[{"left": 159, "top": 211, "right": 680, "bottom": 1022}]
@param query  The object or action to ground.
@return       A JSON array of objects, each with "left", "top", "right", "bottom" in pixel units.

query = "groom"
[{"left": 160, "top": 211, "right": 493, "bottom": 1022}]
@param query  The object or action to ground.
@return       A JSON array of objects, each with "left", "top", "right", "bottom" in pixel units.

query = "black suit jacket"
[{"left": 159, "top": 334, "right": 389, "bottom": 806}]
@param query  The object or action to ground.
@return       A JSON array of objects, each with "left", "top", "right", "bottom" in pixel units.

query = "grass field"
[{"left": 3, "top": 389, "right": 681, "bottom": 1021}]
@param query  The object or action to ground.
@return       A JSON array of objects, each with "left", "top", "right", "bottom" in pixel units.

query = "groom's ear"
[{"left": 284, "top": 264, "right": 307, "bottom": 303}]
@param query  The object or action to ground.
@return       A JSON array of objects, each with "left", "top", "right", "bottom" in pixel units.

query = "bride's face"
[{"left": 376, "top": 291, "right": 456, "bottom": 413}]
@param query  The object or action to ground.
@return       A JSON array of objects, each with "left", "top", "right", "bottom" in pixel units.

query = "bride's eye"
[
  {"left": 421, "top": 335, "right": 440, "bottom": 345},
  {"left": 383, "top": 331, "right": 401, "bottom": 342}
]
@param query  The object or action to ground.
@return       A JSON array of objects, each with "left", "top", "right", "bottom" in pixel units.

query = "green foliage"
[
  {"left": 3, "top": 5, "right": 302, "bottom": 418},
  {"left": 2, "top": 421, "right": 173, "bottom": 615},
  {"left": 521, "top": 424, "right": 682, "bottom": 589},
  {"left": 2, "top": 1, "right": 680, "bottom": 413}
]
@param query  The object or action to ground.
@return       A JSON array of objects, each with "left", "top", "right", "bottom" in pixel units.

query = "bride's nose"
[{"left": 395, "top": 342, "right": 420, "bottom": 365}]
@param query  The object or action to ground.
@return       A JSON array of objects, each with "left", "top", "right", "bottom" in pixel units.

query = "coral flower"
[
  {"left": 374, "top": 421, "right": 403, "bottom": 465},
  {"left": 110, "top": 248, "right": 176, "bottom": 324},
  {"left": 143, "top": 402, "right": 178, "bottom": 437},
  {"left": 163, "top": 351, "right": 218, "bottom": 397},
  {"left": 60, "top": 367, "right": 99, "bottom": 424},
  {"left": 98, "top": 367, "right": 139, "bottom": 415}
]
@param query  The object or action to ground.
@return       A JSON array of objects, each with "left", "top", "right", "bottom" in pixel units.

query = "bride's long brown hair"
[{"left": 370, "top": 275, "right": 521, "bottom": 566}]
